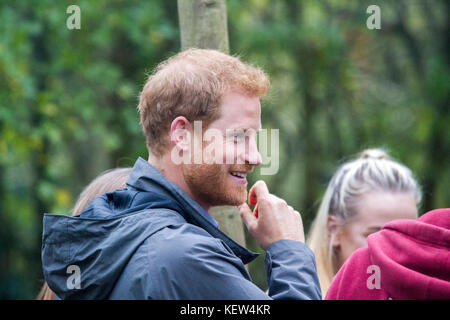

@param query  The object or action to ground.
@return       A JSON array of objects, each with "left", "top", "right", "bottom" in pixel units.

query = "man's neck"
[{"left": 148, "top": 153, "right": 211, "bottom": 212}]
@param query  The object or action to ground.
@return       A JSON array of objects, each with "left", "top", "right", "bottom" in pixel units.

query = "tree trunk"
[
  {"left": 178, "top": 0, "right": 229, "bottom": 53},
  {"left": 177, "top": 0, "right": 246, "bottom": 247}
]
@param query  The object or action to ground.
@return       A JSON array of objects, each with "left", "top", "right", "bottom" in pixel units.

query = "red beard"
[{"left": 183, "top": 163, "right": 253, "bottom": 207}]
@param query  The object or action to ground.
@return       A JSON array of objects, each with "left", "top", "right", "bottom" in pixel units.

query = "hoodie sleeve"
[
  {"left": 146, "top": 228, "right": 321, "bottom": 300},
  {"left": 325, "top": 246, "right": 387, "bottom": 300}
]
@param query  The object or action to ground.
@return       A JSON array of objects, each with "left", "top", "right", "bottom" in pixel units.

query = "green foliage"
[
  {"left": 0, "top": 0, "right": 179, "bottom": 299},
  {"left": 0, "top": 0, "right": 448, "bottom": 298}
]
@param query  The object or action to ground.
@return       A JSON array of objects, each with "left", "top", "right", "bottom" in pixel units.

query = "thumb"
[{"left": 238, "top": 203, "right": 257, "bottom": 229}]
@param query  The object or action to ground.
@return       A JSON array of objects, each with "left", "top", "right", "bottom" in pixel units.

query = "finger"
[
  {"left": 248, "top": 180, "right": 270, "bottom": 206},
  {"left": 294, "top": 210, "right": 303, "bottom": 225},
  {"left": 238, "top": 203, "right": 257, "bottom": 228}
]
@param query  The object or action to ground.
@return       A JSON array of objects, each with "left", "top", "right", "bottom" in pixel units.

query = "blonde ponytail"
[{"left": 307, "top": 148, "right": 421, "bottom": 298}]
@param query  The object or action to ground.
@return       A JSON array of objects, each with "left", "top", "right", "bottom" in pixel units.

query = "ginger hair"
[{"left": 138, "top": 48, "right": 270, "bottom": 157}]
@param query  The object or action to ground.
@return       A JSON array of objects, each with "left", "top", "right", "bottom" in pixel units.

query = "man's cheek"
[{"left": 224, "top": 142, "right": 241, "bottom": 164}]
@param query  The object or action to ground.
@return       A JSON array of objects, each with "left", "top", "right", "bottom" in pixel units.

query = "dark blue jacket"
[{"left": 41, "top": 157, "right": 321, "bottom": 299}]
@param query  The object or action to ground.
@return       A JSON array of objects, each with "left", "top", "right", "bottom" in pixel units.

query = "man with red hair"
[{"left": 42, "top": 49, "right": 321, "bottom": 299}]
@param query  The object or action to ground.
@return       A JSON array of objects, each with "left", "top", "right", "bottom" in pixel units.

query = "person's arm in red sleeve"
[{"left": 326, "top": 247, "right": 387, "bottom": 300}]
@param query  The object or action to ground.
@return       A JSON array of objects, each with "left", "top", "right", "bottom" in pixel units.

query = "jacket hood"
[
  {"left": 367, "top": 208, "right": 450, "bottom": 299},
  {"left": 41, "top": 157, "right": 258, "bottom": 299}
]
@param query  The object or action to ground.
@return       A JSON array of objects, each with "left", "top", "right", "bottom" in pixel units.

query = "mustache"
[{"left": 229, "top": 165, "right": 254, "bottom": 173}]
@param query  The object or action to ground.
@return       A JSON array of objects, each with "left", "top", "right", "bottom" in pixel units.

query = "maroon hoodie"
[{"left": 326, "top": 208, "right": 450, "bottom": 300}]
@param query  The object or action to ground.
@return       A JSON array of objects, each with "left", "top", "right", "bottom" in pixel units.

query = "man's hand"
[{"left": 238, "top": 180, "right": 305, "bottom": 250}]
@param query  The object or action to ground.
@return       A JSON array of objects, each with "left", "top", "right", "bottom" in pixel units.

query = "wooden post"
[
  {"left": 177, "top": 0, "right": 247, "bottom": 247},
  {"left": 178, "top": 0, "right": 229, "bottom": 52}
]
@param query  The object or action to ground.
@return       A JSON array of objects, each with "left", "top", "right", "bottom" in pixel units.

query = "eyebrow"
[{"left": 227, "top": 127, "right": 261, "bottom": 132}]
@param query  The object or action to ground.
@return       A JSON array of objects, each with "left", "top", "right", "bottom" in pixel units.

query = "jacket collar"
[{"left": 126, "top": 157, "right": 259, "bottom": 264}]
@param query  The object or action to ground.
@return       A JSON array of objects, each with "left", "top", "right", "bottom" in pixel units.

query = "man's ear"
[
  {"left": 327, "top": 215, "right": 342, "bottom": 248},
  {"left": 170, "top": 116, "right": 192, "bottom": 151}
]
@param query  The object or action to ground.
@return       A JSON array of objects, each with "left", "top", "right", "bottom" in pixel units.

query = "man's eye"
[{"left": 232, "top": 132, "right": 245, "bottom": 141}]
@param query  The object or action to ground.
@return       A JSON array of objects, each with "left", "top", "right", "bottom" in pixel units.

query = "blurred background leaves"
[{"left": 0, "top": 0, "right": 448, "bottom": 298}]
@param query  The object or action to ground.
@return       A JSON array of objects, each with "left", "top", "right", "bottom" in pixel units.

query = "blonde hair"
[
  {"left": 138, "top": 48, "right": 270, "bottom": 156},
  {"left": 37, "top": 167, "right": 132, "bottom": 300},
  {"left": 307, "top": 148, "right": 422, "bottom": 297}
]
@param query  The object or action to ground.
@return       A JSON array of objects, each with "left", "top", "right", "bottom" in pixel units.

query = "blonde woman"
[
  {"left": 37, "top": 167, "right": 132, "bottom": 300},
  {"left": 307, "top": 149, "right": 422, "bottom": 298}
]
